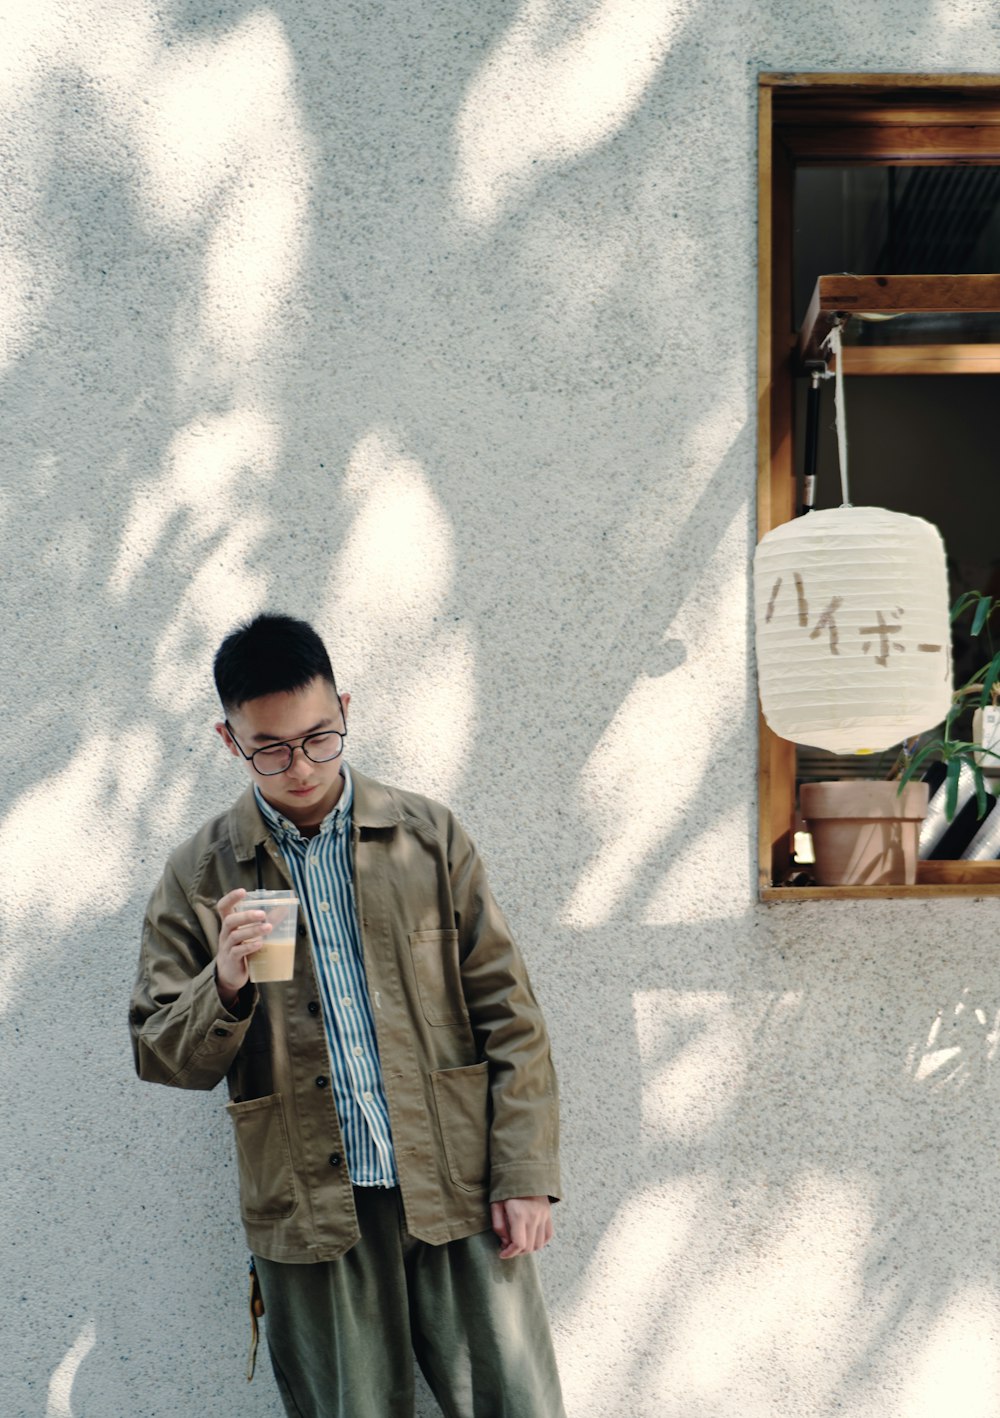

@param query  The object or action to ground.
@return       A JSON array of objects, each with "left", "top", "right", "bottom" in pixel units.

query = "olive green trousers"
[{"left": 254, "top": 1187, "right": 566, "bottom": 1418}]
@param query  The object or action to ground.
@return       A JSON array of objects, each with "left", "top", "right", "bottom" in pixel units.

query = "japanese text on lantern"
[{"left": 765, "top": 573, "right": 947, "bottom": 675}]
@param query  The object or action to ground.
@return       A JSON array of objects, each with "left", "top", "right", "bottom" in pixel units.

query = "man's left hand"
[{"left": 490, "top": 1196, "right": 553, "bottom": 1259}]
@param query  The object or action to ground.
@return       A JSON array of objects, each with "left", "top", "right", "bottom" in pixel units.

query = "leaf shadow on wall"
[{"left": 3, "top": 0, "right": 980, "bottom": 1415}]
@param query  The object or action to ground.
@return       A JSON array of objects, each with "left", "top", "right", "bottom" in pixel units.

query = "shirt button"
[
  {"left": 307, "top": 1001, "right": 320, "bottom": 1015},
  {"left": 362, "top": 1090, "right": 373, "bottom": 1102},
  {"left": 342, "top": 996, "right": 353, "bottom": 1007},
  {"left": 330, "top": 951, "right": 340, "bottom": 963},
  {"left": 353, "top": 1046, "right": 363, "bottom": 1058},
  {"left": 315, "top": 1076, "right": 328, "bottom": 1088},
  {"left": 319, "top": 901, "right": 330, "bottom": 913},
  {"left": 329, "top": 1153, "right": 341, "bottom": 1168}
]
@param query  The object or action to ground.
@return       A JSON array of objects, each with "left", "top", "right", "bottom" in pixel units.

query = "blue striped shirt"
[{"left": 255, "top": 767, "right": 398, "bottom": 1187}]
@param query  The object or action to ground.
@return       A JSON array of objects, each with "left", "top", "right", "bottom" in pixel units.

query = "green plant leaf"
[
  {"left": 898, "top": 740, "right": 945, "bottom": 787},
  {"left": 944, "top": 697, "right": 965, "bottom": 739},
  {"left": 945, "top": 755, "right": 962, "bottom": 821},
  {"left": 972, "top": 761, "right": 988, "bottom": 818},
  {"left": 978, "top": 651, "right": 1000, "bottom": 707},
  {"left": 951, "top": 591, "right": 980, "bottom": 623},
  {"left": 972, "top": 596, "right": 992, "bottom": 637}
]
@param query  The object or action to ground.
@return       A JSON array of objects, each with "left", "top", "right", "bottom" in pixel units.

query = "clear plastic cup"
[{"left": 241, "top": 889, "right": 299, "bottom": 983}]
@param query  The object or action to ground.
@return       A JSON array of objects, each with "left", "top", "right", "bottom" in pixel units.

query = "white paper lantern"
[{"left": 753, "top": 506, "right": 952, "bottom": 754}]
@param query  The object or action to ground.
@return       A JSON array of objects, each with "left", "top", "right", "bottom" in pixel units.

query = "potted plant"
[
  {"left": 896, "top": 590, "right": 1000, "bottom": 819},
  {"left": 799, "top": 591, "right": 1000, "bottom": 887},
  {"left": 894, "top": 590, "right": 1000, "bottom": 881},
  {"left": 798, "top": 778, "right": 930, "bottom": 887}
]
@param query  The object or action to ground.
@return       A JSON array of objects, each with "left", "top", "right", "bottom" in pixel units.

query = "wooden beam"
[
  {"left": 756, "top": 81, "right": 774, "bottom": 541},
  {"left": 768, "top": 75, "right": 1000, "bottom": 149},
  {"left": 756, "top": 79, "right": 775, "bottom": 893},
  {"left": 798, "top": 275, "right": 1000, "bottom": 364},
  {"left": 918, "top": 861, "right": 1000, "bottom": 885},
  {"left": 842, "top": 344, "right": 1000, "bottom": 374},
  {"left": 760, "top": 72, "right": 1000, "bottom": 90},
  {"left": 762, "top": 883, "right": 1000, "bottom": 901},
  {"left": 816, "top": 274, "right": 1000, "bottom": 311},
  {"left": 776, "top": 102, "right": 1000, "bottom": 127},
  {"left": 778, "top": 124, "right": 1000, "bottom": 163},
  {"left": 757, "top": 82, "right": 797, "bottom": 891}
]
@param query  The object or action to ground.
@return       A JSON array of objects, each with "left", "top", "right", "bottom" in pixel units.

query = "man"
[{"left": 130, "top": 612, "right": 565, "bottom": 1418}]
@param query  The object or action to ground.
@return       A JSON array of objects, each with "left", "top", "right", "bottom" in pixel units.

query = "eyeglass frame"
[{"left": 224, "top": 706, "right": 348, "bottom": 776}]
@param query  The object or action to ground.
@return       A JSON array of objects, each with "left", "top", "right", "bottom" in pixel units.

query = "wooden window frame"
[{"left": 757, "top": 73, "right": 1000, "bottom": 901}]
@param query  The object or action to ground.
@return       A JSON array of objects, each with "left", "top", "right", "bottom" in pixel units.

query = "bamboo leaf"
[
  {"left": 978, "top": 651, "right": 1000, "bottom": 706},
  {"left": 972, "top": 597, "right": 992, "bottom": 637},
  {"left": 951, "top": 591, "right": 979, "bottom": 623},
  {"left": 973, "top": 762, "right": 988, "bottom": 818},
  {"left": 900, "top": 741, "right": 943, "bottom": 782},
  {"left": 945, "top": 756, "right": 962, "bottom": 821},
  {"left": 945, "top": 699, "right": 964, "bottom": 738}
]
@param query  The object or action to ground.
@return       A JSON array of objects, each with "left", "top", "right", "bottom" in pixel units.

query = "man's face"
[{"left": 215, "top": 676, "right": 351, "bottom": 830}]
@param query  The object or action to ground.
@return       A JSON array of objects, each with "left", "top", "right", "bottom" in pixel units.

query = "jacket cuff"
[
  {"left": 215, "top": 968, "right": 257, "bottom": 1021},
  {"left": 489, "top": 1161, "right": 562, "bottom": 1204},
  {"left": 175, "top": 961, "right": 257, "bottom": 1079}
]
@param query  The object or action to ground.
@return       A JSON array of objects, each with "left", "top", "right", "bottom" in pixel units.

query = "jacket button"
[
  {"left": 315, "top": 1075, "right": 328, "bottom": 1088},
  {"left": 307, "top": 1001, "right": 320, "bottom": 1015},
  {"left": 298, "top": 923, "right": 307, "bottom": 937},
  {"left": 329, "top": 1153, "right": 341, "bottom": 1167},
  {"left": 213, "top": 1028, "right": 229, "bottom": 1038}
]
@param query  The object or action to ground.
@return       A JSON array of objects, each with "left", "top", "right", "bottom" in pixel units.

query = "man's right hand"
[{"left": 215, "top": 888, "right": 270, "bottom": 1005}]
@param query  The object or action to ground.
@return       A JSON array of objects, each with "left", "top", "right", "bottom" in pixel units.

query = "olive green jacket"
[{"left": 129, "top": 768, "right": 560, "bottom": 1263}]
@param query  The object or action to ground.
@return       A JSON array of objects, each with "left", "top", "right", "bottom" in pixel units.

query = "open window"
[{"left": 757, "top": 75, "right": 1000, "bottom": 900}]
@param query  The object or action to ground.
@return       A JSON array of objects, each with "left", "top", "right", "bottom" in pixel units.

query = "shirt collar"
[{"left": 254, "top": 763, "right": 354, "bottom": 845}]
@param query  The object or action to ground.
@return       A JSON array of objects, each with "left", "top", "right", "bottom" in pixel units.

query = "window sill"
[{"left": 762, "top": 882, "right": 1000, "bottom": 902}]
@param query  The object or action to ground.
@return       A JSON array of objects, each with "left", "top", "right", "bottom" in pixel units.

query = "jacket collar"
[
  {"left": 229, "top": 764, "right": 401, "bottom": 861},
  {"left": 349, "top": 766, "right": 404, "bottom": 828}
]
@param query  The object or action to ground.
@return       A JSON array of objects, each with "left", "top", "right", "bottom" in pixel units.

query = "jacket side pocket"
[
  {"left": 225, "top": 1094, "right": 298, "bottom": 1221},
  {"left": 408, "top": 928, "right": 468, "bottom": 1027},
  {"left": 430, "top": 1060, "right": 490, "bottom": 1192}
]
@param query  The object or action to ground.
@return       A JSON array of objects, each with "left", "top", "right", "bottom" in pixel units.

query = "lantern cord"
[
  {"left": 821, "top": 322, "right": 851, "bottom": 508},
  {"left": 801, "top": 370, "right": 821, "bottom": 515}
]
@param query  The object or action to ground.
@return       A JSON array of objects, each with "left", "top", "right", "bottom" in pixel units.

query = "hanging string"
[{"left": 820, "top": 322, "right": 851, "bottom": 508}]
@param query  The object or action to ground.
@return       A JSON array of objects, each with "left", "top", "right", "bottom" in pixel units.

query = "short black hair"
[{"left": 213, "top": 613, "right": 337, "bottom": 712}]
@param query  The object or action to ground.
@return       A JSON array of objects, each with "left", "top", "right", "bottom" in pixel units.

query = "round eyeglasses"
[{"left": 225, "top": 720, "right": 347, "bottom": 775}]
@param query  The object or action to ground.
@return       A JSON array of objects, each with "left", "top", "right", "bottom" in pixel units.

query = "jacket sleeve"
[
  {"left": 129, "top": 858, "right": 257, "bottom": 1090},
  {"left": 448, "top": 814, "right": 562, "bottom": 1204}
]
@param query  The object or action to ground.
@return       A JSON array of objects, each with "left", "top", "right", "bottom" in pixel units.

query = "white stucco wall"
[{"left": 4, "top": 3, "right": 1000, "bottom": 1416}]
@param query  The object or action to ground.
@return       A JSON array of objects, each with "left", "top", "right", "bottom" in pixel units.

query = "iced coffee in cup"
[{"left": 242, "top": 889, "right": 299, "bottom": 983}]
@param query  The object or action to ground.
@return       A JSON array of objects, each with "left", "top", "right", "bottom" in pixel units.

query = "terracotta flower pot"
[{"left": 799, "top": 780, "right": 930, "bottom": 886}]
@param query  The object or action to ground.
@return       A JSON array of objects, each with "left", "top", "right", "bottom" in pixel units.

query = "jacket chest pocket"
[
  {"left": 225, "top": 1094, "right": 298, "bottom": 1221},
  {"left": 408, "top": 929, "right": 468, "bottom": 1027}
]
